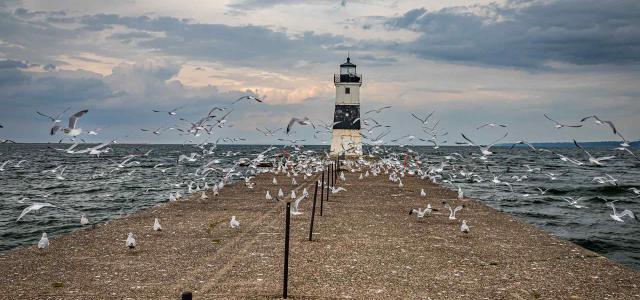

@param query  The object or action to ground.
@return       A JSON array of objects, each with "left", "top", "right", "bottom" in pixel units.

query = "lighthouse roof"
[{"left": 340, "top": 57, "right": 356, "bottom": 67}]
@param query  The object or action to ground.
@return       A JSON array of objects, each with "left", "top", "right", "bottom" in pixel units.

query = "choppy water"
[{"left": 0, "top": 144, "right": 638, "bottom": 271}]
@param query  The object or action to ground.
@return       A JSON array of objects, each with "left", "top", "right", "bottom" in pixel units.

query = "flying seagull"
[
  {"left": 37, "top": 107, "right": 71, "bottom": 135},
  {"left": 152, "top": 106, "right": 184, "bottom": 115},
  {"left": 606, "top": 202, "right": 636, "bottom": 222},
  {"left": 16, "top": 202, "right": 57, "bottom": 222},
  {"left": 476, "top": 123, "right": 507, "bottom": 130},
  {"left": 573, "top": 140, "right": 616, "bottom": 166},
  {"left": 544, "top": 114, "right": 582, "bottom": 129},
  {"left": 580, "top": 115, "right": 617, "bottom": 134},
  {"left": 364, "top": 106, "right": 392, "bottom": 115},
  {"left": 51, "top": 110, "right": 89, "bottom": 137},
  {"left": 232, "top": 95, "right": 264, "bottom": 104},
  {"left": 286, "top": 117, "right": 314, "bottom": 135}
]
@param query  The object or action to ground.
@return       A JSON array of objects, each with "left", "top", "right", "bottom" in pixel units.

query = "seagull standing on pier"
[
  {"left": 265, "top": 191, "right": 272, "bottom": 200},
  {"left": 230, "top": 216, "right": 240, "bottom": 228},
  {"left": 80, "top": 214, "right": 89, "bottom": 225},
  {"left": 153, "top": 218, "right": 162, "bottom": 231},
  {"left": 461, "top": 220, "right": 470, "bottom": 234},
  {"left": 126, "top": 233, "right": 136, "bottom": 249},
  {"left": 38, "top": 233, "right": 49, "bottom": 249}
]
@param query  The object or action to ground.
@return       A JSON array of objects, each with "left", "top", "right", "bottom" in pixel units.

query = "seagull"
[
  {"left": 509, "top": 141, "right": 538, "bottom": 152},
  {"left": 443, "top": 202, "right": 464, "bottom": 220},
  {"left": 278, "top": 188, "right": 284, "bottom": 198},
  {"left": 152, "top": 106, "right": 184, "bottom": 115},
  {"left": 290, "top": 195, "right": 305, "bottom": 216},
  {"left": 580, "top": 115, "right": 617, "bottom": 134},
  {"left": 16, "top": 202, "right": 57, "bottom": 221},
  {"left": 544, "top": 114, "right": 582, "bottom": 129},
  {"left": 409, "top": 205, "right": 432, "bottom": 218},
  {"left": 140, "top": 127, "right": 169, "bottom": 135},
  {"left": 273, "top": 177, "right": 278, "bottom": 185},
  {"left": 232, "top": 95, "right": 264, "bottom": 104},
  {"left": 126, "top": 232, "right": 136, "bottom": 249},
  {"left": 36, "top": 107, "right": 70, "bottom": 135},
  {"left": 574, "top": 140, "right": 616, "bottom": 165},
  {"left": 153, "top": 218, "right": 162, "bottom": 231},
  {"left": 256, "top": 127, "right": 281, "bottom": 136},
  {"left": 38, "top": 233, "right": 49, "bottom": 249},
  {"left": 420, "top": 189, "right": 426, "bottom": 197},
  {"left": 411, "top": 111, "right": 435, "bottom": 125},
  {"left": 265, "top": 191, "right": 273, "bottom": 200},
  {"left": 606, "top": 202, "right": 636, "bottom": 222},
  {"left": 330, "top": 186, "right": 347, "bottom": 194},
  {"left": 364, "top": 106, "right": 392, "bottom": 115},
  {"left": 230, "top": 216, "right": 240, "bottom": 228},
  {"left": 457, "top": 186, "right": 464, "bottom": 200},
  {"left": 536, "top": 187, "right": 550, "bottom": 195},
  {"left": 459, "top": 132, "right": 508, "bottom": 157},
  {"left": 53, "top": 110, "right": 89, "bottom": 137},
  {"left": 460, "top": 220, "right": 470, "bottom": 234},
  {"left": 80, "top": 214, "right": 89, "bottom": 225},
  {"left": 290, "top": 190, "right": 296, "bottom": 199},
  {"left": 178, "top": 153, "right": 199, "bottom": 162},
  {"left": 286, "top": 117, "right": 314, "bottom": 134},
  {"left": 0, "top": 160, "right": 13, "bottom": 171},
  {"left": 561, "top": 197, "right": 588, "bottom": 209},
  {"left": 476, "top": 123, "right": 507, "bottom": 130}
]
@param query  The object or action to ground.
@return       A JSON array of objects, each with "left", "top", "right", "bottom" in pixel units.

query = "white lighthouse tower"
[{"left": 330, "top": 56, "right": 363, "bottom": 157}]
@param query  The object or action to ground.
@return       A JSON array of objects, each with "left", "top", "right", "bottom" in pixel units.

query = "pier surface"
[{"left": 1, "top": 171, "right": 639, "bottom": 299}]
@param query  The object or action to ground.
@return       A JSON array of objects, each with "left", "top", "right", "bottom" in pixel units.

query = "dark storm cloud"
[
  {"left": 227, "top": 0, "right": 301, "bottom": 10},
  {"left": 0, "top": 59, "right": 28, "bottom": 69},
  {"left": 385, "top": 0, "right": 640, "bottom": 68},
  {"left": 80, "top": 14, "right": 343, "bottom": 68}
]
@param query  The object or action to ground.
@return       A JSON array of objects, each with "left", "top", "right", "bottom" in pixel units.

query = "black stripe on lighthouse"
[{"left": 333, "top": 105, "right": 360, "bottom": 130}]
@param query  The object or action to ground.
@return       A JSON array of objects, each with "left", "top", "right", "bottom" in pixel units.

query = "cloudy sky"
[{"left": 0, "top": 0, "right": 638, "bottom": 144}]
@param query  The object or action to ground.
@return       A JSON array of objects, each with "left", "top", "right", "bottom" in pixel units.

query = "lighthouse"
[{"left": 330, "top": 56, "right": 363, "bottom": 157}]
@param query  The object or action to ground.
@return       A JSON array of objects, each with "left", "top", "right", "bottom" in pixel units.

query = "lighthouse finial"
[{"left": 347, "top": 51, "right": 350, "bottom": 62}]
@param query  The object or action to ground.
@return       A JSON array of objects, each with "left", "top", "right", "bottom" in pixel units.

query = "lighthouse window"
[{"left": 345, "top": 87, "right": 351, "bottom": 94}]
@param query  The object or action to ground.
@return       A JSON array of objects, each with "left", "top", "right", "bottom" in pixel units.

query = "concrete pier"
[{"left": 1, "top": 171, "right": 639, "bottom": 299}]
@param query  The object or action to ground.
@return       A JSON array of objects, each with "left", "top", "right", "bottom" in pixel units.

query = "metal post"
[
  {"left": 320, "top": 170, "right": 325, "bottom": 216},
  {"left": 283, "top": 202, "right": 291, "bottom": 299},
  {"left": 308, "top": 180, "right": 318, "bottom": 241}
]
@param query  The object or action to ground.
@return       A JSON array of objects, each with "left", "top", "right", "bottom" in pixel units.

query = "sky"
[{"left": 0, "top": 0, "right": 638, "bottom": 145}]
